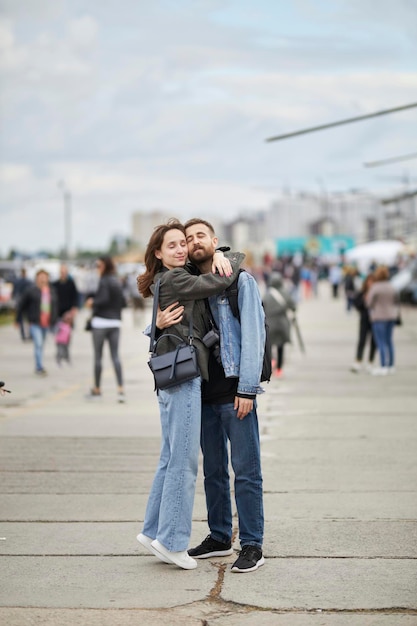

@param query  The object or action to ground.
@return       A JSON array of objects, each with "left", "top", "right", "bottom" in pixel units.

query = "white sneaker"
[
  {"left": 371, "top": 367, "right": 388, "bottom": 376},
  {"left": 136, "top": 533, "right": 170, "bottom": 563},
  {"left": 350, "top": 362, "right": 362, "bottom": 373},
  {"left": 151, "top": 539, "right": 197, "bottom": 570},
  {"left": 365, "top": 363, "right": 374, "bottom": 373}
]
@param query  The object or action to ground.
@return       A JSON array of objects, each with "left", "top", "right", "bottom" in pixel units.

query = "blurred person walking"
[
  {"left": 125, "top": 271, "right": 145, "bottom": 326},
  {"left": 136, "top": 220, "right": 243, "bottom": 570},
  {"left": 15, "top": 269, "right": 59, "bottom": 375},
  {"left": 54, "top": 311, "right": 73, "bottom": 366},
  {"left": 12, "top": 268, "right": 32, "bottom": 341},
  {"left": 85, "top": 256, "right": 126, "bottom": 402},
  {"left": 300, "top": 264, "right": 312, "bottom": 300},
  {"left": 329, "top": 263, "right": 342, "bottom": 298},
  {"left": 366, "top": 266, "right": 399, "bottom": 376},
  {"left": 350, "top": 274, "right": 377, "bottom": 373},
  {"left": 53, "top": 263, "right": 79, "bottom": 364},
  {"left": 262, "top": 272, "right": 296, "bottom": 378},
  {"left": 53, "top": 264, "right": 79, "bottom": 324},
  {"left": 344, "top": 266, "right": 358, "bottom": 312}
]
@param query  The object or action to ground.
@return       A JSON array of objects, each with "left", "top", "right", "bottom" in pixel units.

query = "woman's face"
[
  {"left": 96, "top": 259, "right": 104, "bottom": 275},
  {"left": 155, "top": 228, "right": 188, "bottom": 270},
  {"left": 36, "top": 271, "right": 49, "bottom": 289}
]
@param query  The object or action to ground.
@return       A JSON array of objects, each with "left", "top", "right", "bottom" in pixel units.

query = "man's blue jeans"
[
  {"left": 142, "top": 377, "right": 201, "bottom": 552},
  {"left": 372, "top": 320, "right": 395, "bottom": 367},
  {"left": 201, "top": 401, "right": 264, "bottom": 549},
  {"left": 29, "top": 324, "right": 48, "bottom": 371}
]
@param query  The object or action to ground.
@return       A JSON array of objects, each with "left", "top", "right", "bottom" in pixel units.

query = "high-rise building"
[{"left": 131, "top": 210, "right": 172, "bottom": 252}]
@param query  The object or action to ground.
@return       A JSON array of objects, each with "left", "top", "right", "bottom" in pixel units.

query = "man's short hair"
[{"left": 184, "top": 218, "right": 215, "bottom": 236}]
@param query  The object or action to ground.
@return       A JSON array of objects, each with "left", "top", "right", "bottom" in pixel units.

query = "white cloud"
[
  {"left": 0, "top": 0, "right": 416, "bottom": 254},
  {"left": 67, "top": 15, "right": 98, "bottom": 47}
]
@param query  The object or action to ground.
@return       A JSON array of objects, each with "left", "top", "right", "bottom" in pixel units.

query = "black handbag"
[{"left": 148, "top": 280, "right": 199, "bottom": 390}]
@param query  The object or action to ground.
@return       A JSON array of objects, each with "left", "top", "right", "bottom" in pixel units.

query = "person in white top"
[{"left": 85, "top": 256, "right": 126, "bottom": 401}]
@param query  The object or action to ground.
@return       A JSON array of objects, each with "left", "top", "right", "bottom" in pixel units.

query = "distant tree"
[
  {"left": 75, "top": 248, "right": 107, "bottom": 260},
  {"left": 108, "top": 238, "right": 119, "bottom": 256},
  {"left": 108, "top": 235, "right": 130, "bottom": 256}
]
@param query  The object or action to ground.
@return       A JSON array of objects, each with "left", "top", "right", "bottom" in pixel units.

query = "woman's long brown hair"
[
  {"left": 137, "top": 219, "right": 185, "bottom": 298},
  {"left": 98, "top": 256, "right": 116, "bottom": 276}
]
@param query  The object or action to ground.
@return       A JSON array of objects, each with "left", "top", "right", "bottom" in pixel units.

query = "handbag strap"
[
  {"left": 149, "top": 279, "right": 193, "bottom": 352},
  {"left": 149, "top": 280, "right": 161, "bottom": 352}
]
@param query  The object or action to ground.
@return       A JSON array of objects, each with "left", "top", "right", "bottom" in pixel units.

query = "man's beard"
[{"left": 189, "top": 246, "right": 213, "bottom": 265}]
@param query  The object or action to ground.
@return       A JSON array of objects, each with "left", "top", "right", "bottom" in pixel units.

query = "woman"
[
  {"left": 15, "top": 269, "right": 59, "bottom": 375},
  {"left": 344, "top": 266, "right": 358, "bottom": 312},
  {"left": 350, "top": 273, "right": 377, "bottom": 373},
  {"left": 366, "top": 265, "right": 399, "bottom": 376},
  {"left": 262, "top": 272, "right": 296, "bottom": 378},
  {"left": 136, "top": 219, "right": 243, "bottom": 570},
  {"left": 85, "top": 256, "right": 126, "bottom": 401}
]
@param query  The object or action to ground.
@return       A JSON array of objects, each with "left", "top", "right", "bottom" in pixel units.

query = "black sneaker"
[
  {"left": 188, "top": 534, "right": 234, "bottom": 559},
  {"left": 231, "top": 545, "right": 265, "bottom": 573}
]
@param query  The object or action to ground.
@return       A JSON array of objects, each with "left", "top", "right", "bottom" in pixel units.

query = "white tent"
[{"left": 345, "top": 240, "right": 405, "bottom": 273}]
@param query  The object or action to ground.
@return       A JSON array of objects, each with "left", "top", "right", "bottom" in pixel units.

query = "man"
[
  {"left": 16, "top": 269, "right": 59, "bottom": 375},
  {"left": 53, "top": 264, "right": 79, "bottom": 323},
  {"left": 158, "top": 219, "right": 265, "bottom": 573},
  {"left": 12, "top": 268, "right": 32, "bottom": 341}
]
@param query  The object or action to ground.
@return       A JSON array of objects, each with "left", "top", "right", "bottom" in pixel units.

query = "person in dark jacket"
[
  {"left": 85, "top": 256, "right": 126, "bottom": 402},
  {"left": 350, "top": 274, "right": 377, "bottom": 373},
  {"left": 262, "top": 272, "right": 296, "bottom": 378},
  {"left": 53, "top": 264, "right": 79, "bottom": 365},
  {"left": 53, "top": 264, "right": 79, "bottom": 321},
  {"left": 15, "top": 269, "right": 59, "bottom": 375},
  {"left": 344, "top": 266, "right": 358, "bottom": 312},
  {"left": 12, "top": 268, "right": 32, "bottom": 341}
]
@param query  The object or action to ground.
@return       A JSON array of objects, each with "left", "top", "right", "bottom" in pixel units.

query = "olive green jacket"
[{"left": 153, "top": 252, "right": 245, "bottom": 380}]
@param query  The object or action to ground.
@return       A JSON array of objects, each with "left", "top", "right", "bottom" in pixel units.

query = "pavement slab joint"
[{"left": 1, "top": 298, "right": 416, "bottom": 620}]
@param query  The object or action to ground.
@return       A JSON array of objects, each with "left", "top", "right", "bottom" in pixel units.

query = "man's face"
[
  {"left": 185, "top": 223, "right": 218, "bottom": 265},
  {"left": 60, "top": 265, "right": 68, "bottom": 281}
]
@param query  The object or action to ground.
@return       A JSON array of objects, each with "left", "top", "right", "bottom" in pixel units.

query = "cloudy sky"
[{"left": 1, "top": 0, "right": 416, "bottom": 255}]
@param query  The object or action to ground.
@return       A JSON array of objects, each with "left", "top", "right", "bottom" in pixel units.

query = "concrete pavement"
[{"left": 0, "top": 289, "right": 416, "bottom": 625}]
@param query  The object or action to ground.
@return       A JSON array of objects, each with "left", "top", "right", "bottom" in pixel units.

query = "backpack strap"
[{"left": 224, "top": 269, "right": 243, "bottom": 320}]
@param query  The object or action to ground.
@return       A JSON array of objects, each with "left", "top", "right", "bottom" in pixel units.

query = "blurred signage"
[{"left": 276, "top": 236, "right": 355, "bottom": 257}]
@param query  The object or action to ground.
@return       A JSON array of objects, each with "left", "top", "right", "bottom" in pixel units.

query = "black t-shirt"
[{"left": 202, "top": 350, "right": 238, "bottom": 404}]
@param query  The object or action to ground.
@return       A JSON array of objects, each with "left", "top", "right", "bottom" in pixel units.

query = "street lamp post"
[{"left": 58, "top": 181, "right": 72, "bottom": 260}]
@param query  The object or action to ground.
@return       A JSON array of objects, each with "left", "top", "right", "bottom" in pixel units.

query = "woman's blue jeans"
[
  {"left": 372, "top": 320, "right": 395, "bottom": 367},
  {"left": 201, "top": 401, "right": 264, "bottom": 549},
  {"left": 29, "top": 324, "right": 48, "bottom": 371},
  {"left": 142, "top": 377, "right": 201, "bottom": 552}
]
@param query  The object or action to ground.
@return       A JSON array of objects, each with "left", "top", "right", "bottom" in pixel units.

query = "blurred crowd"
[
  {"left": 1, "top": 248, "right": 415, "bottom": 386},
  {"left": 1, "top": 260, "right": 146, "bottom": 401}
]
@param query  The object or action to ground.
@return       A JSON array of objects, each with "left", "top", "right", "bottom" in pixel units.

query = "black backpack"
[{"left": 224, "top": 270, "right": 272, "bottom": 383}]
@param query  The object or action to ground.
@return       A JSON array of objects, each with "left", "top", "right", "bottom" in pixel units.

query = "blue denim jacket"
[{"left": 208, "top": 271, "right": 265, "bottom": 396}]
